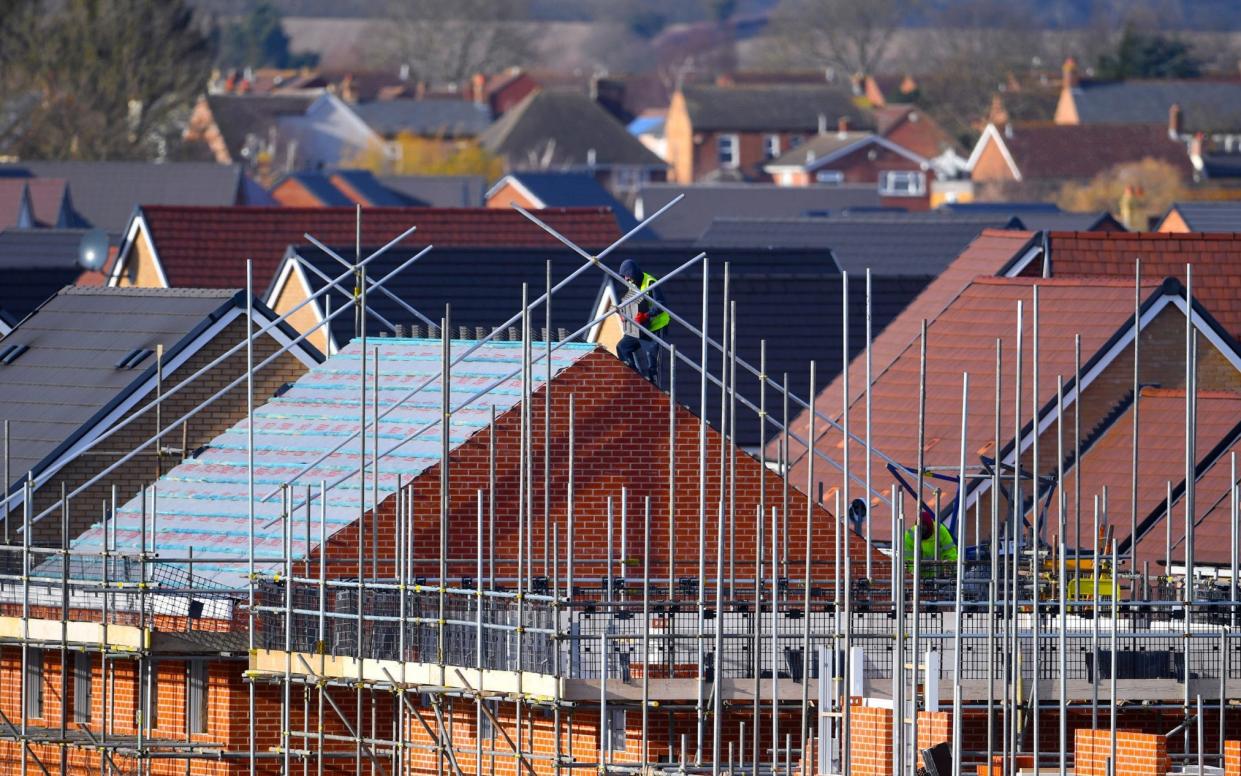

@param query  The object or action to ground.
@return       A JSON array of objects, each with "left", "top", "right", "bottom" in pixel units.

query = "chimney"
[
  {"left": 1168, "top": 102, "right": 1183, "bottom": 139},
  {"left": 837, "top": 117, "right": 849, "bottom": 138},
  {"left": 818, "top": 113, "right": 827, "bottom": 135},
  {"left": 399, "top": 63, "right": 410, "bottom": 81},
  {"left": 1004, "top": 122, "right": 1014, "bottom": 139},
  {"left": 1061, "top": 57, "right": 1078, "bottom": 89},
  {"left": 1190, "top": 131, "right": 1205, "bottom": 170},
  {"left": 472, "top": 73, "right": 486, "bottom": 103},
  {"left": 415, "top": 81, "right": 427, "bottom": 99}
]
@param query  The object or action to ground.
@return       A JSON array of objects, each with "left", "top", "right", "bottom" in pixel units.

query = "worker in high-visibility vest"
[
  {"left": 903, "top": 510, "right": 957, "bottom": 575},
  {"left": 616, "top": 259, "right": 670, "bottom": 383}
]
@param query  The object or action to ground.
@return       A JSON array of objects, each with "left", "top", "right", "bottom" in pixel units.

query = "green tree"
[
  {"left": 1096, "top": 26, "right": 1201, "bottom": 79},
  {"left": 0, "top": 0, "right": 211, "bottom": 160},
  {"left": 216, "top": 2, "right": 318, "bottom": 69}
]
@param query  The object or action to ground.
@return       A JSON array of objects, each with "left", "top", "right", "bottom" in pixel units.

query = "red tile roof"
[
  {"left": 1052, "top": 388, "right": 1241, "bottom": 564},
  {"left": 775, "top": 229, "right": 1036, "bottom": 462},
  {"left": 1049, "top": 231, "right": 1241, "bottom": 339},
  {"left": 787, "top": 277, "right": 1166, "bottom": 542},
  {"left": 134, "top": 205, "right": 622, "bottom": 288},
  {"left": 1000, "top": 123, "right": 1193, "bottom": 180}
]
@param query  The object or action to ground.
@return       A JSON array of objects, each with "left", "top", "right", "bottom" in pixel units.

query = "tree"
[
  {"left": 0, "top": 0, "right": 211, "bottom": 160},
  {"left": 216, "top": 2, "right": 318, "bottom": 69},
  {"left": 1057, "top": 158, "right": 1186, "bottom": 230},
  {"left": 765, "top": 0, "right": 910, "bottom": 76},
  {"left": 370, "top": 0, "right": 535, "bottom": 87},
  {"left": 349, "top": 132, "right": 505, "bottom": 181},
  {"left": 703, "top": 0, "right": 737, "bottom": 24},
  {"left": 1095, "top": 25, "right": 1201, "bottom": 79}
]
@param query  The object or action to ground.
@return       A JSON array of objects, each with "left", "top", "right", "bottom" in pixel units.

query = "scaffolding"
[{"left": 0, "top": 203, "right": 1236, "bottom": 776}]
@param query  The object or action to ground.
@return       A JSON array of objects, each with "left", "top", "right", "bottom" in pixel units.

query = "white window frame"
[
  {"left": 717, "top": 134, "right": 739, "bottom": 168},
  {"left": 878, "top": 170, "right": 926, "bottom": 196},
  {"left": 763, "top": 133, "right": 781, "bottom": 160},
  {"left": 815, "top": 170, "right": 845, "bottom": 184}
]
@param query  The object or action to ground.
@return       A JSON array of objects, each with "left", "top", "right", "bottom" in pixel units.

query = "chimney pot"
[{"left": 837, "top": 116, "right": 849, "bottom": 137}]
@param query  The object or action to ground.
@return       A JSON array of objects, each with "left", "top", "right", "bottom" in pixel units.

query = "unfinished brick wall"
[
  {"left": 1225, "top": 740, "right": 1240, "bottom": 776},
  {"left": 916, "top": 709, "right": 952, "bottom": 768},
  {"left": 4, "top": 313, "right": 312, "bottom": 550},
  {"left": 850, "top": 703, "right": 894, "bottom": 776},
  {"left": 1075, "top": 728, "right": 1171, "bottom": 776}
]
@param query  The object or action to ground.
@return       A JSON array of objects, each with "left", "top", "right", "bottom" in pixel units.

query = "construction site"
[{"left": 1, "top": 201, "right": 1240, "bottom": 776}]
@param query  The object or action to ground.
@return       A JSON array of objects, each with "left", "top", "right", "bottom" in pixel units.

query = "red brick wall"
[
  {"left": 1075, "top": 728, "right": 1170, "bottom": 776},
  {"left": 917, "top": 709, "right": 952, "bottom": 767},
  {"left": 851, "top": 702, "right": 893, "bottom": 776},
  {"left": 1225, "top": 739, "right": 1240, "bottom": 776}
]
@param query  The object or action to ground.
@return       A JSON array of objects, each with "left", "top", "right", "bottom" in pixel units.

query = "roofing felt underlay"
[{"left": 66, "top": 338, "right": 596, "bottom": 587}]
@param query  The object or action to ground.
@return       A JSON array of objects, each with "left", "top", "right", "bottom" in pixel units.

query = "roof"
[
  {"left": 0, "top": 180, "right": 32, "bottom": 229},
  {"left": 63, "top": 337, "right": 598, "bottom": 587},
  {"left": 1050, "top": 388, "right": 1241, "bottom": 564},
  {"left": 764, "top": 131, "right": 886, "bottom": 169},
  {"left": 781, "top": 229, "right": 1038, "bottom": 463},
  {"left": 377, "top": 175, "right": 486, "bottom": 207},
  {"left": 0, "top": 229, "right": 97, "bottom": 324},
  {"left": 480, "top": 89, "right": 665, "bottom": 169},
  {"left": 278, "top": 173, "right": 354, "bottom": 206},
  {"left": 1069, "top": 80, "right": 1241, "bottom": 133},
  {"left": 489, "top": 172, "right": 638, "bottom": 231},
  {"left": 679, "top": 85, "right": 873, "bottom": 133},
  {"left": 1162, "top": 202, "right": 1241, "bottom": 232},
  {"left": 786, "top": 277, "right": 1175, "bottom": 538},
  {"left": 330, "top": 171, "right": 418, "bottom": 206},
  {"left": 351, "top": 98, "right": 492, "bottom": 138},
  {"left": 0, "top": 287, "right": 246, "bottom": 491},
  {"left": 121, "top": 205, "right": 622, "bottom": 289},
  {"left": 204, "top": 94, "right": 316, "bottom": 161},
  {"left": 939, "top": 202, "right": 1123, "bottom": 232},
  {"left": 977, "top": 122, "right": 1193, "bottom": 181},
  {"left": 0, "top": 162, "right": 245, "bottom": 233},
  {"left": 24, "top": 179, "right": 78, "bottom": 227},
  {"left": 695, "top": 214, "right": 1020, "bottom": 275},
  {"left": 1047, "top": 231, "right": 1241, "bottom": 339},
  {"left": 634, "top": 183, "right": 882, "bottom": 243}
]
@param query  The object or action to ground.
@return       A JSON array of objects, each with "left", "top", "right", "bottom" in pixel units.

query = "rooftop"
[{"left": 679, "top": 84, "right": 873, "bottom": 133}]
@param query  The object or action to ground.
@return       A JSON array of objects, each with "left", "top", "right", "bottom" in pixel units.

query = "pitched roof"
[
  {"left": 976, "top": 122, "right": 1193, "bottom": 181},
  {"left": 634, "top": 183, "right": 882, "bottom": 243},
  {"left": 24, "top": 179, "right": 79, "bottom": 227},
  {"left": 0, "top": 229, "right": 99, "bottom": 324},
  {"left": 0, "top": 287, "right": 248, "bottom": 490},
  {"left": 0, "top": 180, "right": 33, "bottom": 229},
  {"left": 0, "top": 162, "right": 245, "bottom": 233},
  {"left": 330, "top": 171, "right": 418, "bottom": 206},
  {"left": 377, "top": 175, "right": 486, "bottom": 207},
  {"left": 679, "top": 85, "right": 873, "bottom": 133},
  {"left": 480, "top": 89, "right": 665, "bottom": 169},
  {"left": 63, "top": 338, "right": 597, "bottom": 586},
  {"left": 786, "top": 277, "right": 1174, "bottom": 538},
  {"left": 939, "top": 202, "right": 1124, "bottom": 231},
  {"left": 351, "top": 98, "right": 492, "bottom": 138},
  {"left": 1047, "top": 231, "right": 1241, "bottom": 338},
  {"left": 781, "top": 229, "right": 1038, "bottom": 463},
  {"left": 695, "top": 215, "right": 1020, "bottom": 275},
  {"left": 276, "top": 173, "right": 355, "bottom": 206},
  {"left": 489, "top": 172, "right": 638, "bottom": 231},
  {"left": 204, "top": 94, "right": 316, "bottom": 162},
  {"left": 1069, "top": 80, "right": 1241, "bottom": 133},
  {"left": 1161, "top": 201, "right": 1241, "bottom": 232},
  {"left": 121, "top": 205, "right": 622, "bottom": 289},
  {"left": 1048, "top": 388, "right": 1241, "bottom": 563}
]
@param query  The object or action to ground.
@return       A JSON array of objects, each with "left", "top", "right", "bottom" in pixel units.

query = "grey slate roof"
[
  {"left": 352, "top": 98, "right": 492, "bottom": 138},
  {"left": 634, "top": 183, "right": 883, "bottom": 243},
  {"left": 680, "top": 85, "right": 874, "bottom": 133},
  {"left": 695, "top": 214, "right": 1019, "bottom": 276},
  {"left": 0, "top": 162, "right": 245, "bottom": 233},
  {"left": 1165, "top": 202, "right": 1241, "bottom": 232},
  {"left": 377, "top": 175, "right": 486, "bottom": 207},
  {"left": 480, "top": 90, "right": 665, "bottom": 169},
  {"left": 1070, "top": 80, "right": 1241, "bottom": 133},
  {"left": 765, "top": 131, "right": 880, "bottom": 168},
  {"left": 493, "top": 172, "right": 638, "bottom": 231},
  {"left": 0, "top": 229, "right": 94, "bottom": 325},
  {"left": 205, "top": 94, "right": 316, "bottom": 162}
]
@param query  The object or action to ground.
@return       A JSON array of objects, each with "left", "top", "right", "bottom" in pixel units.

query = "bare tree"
[
  {"left": 765, "top": 0, "right": 910, "bottom": 76},
  {"left": 370, "top": 0, "right": 537, "bottom": 87}
]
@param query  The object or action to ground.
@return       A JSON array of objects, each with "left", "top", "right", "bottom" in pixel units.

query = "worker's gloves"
[{"left": 635, "top": 311, "right": 651, "bottom": 326}]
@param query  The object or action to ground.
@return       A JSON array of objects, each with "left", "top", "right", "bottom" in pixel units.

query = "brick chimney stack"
[
  {"left": 1169, "top": 103, "right": 1183, "bottom": 139},
  {"left": 1062, "top": 57, "right": 1078, "bottom": 89}
]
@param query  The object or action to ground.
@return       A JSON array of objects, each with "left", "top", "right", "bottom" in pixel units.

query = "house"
[
  {"left": 107, "top": 205, "right": 623, "bottom": 293},
  {"left": 762, "top": 131, "right": 936, "bottom": 209},
  {"left": 967, "top": 121, "right": 1193, "bottom": 199},
  {"left": 0, "top": 286, "right": 320, "bottom": 549},
  {"left": 0, "top": 162, "right": 258, "bottom": 233},
  {"left": 351, "top": 98, "right": 492, "bottom": 141},
  {"left": 485, "top": 172, "right": 639, "bottom": 231},
  {"left": 276, "top": 92, "right": 385, "bottom": 171},
  {"left": 632, "top": 182, "right": 882, "bottom": 243},
  {"left": 376, "top": 174, "right": 486, "bottom": 207},
  {"left": 183, "top": 93, "right": 317, "bottom": 168},
  {"left": 664, "top": 84, "right": 874, "bottom": 183},
  {"left": 1156, "top": 201, "right": 1241, "bottom": 232},
  {"left": 268, "top": 172, "right": 356, "bottom": 207},
  {"left": 628, "top": 110, "right": 667, "bottom": 161},
  {"left": 0, "top": 229, "right": 114, "bottom": 328},
  {"left": 875, "top": 104, "right": 967, "bottom": 175},
  {"left": 479, "top": 89, "right": 668, "bottom": 194},
  {"left": 0, "top": 179, "right": 84, "bottom": 229},
  {"left": 782, "top": 275, "right": 1241, "bottom": 541}
]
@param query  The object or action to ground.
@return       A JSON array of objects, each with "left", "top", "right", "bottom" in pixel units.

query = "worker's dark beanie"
[{"left": 619, "top": 259, "right": 641, "bottom": 279}]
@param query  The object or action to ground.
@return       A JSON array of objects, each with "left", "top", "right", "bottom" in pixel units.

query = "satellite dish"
[{"left": 77, "top": 229, "right": 109, "bottom": 272}]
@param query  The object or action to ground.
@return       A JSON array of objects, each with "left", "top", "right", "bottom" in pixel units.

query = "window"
[
  {"left": 815, "top": 170, "right": 845, "bottom": 184},
  {"left": 605, "top": 708, "right": 627, "bottom": 752},
  {"left": 73, "top": 652, "right": 91, "bottom": 723},
  {"left": 23, "top": 648, "right": 42, "bottom": 719},
  {"left": 763, "top": 134, "right": 781, "bottom": 160},
  {"left": 187, "top": 661, "right": 208, "bottom": 734},
  {"left": 878, "top": 170, "right": 926, "bottom": 196},
  {"left": 478, "top": 699, "right": 498, "bottom": 742},
  {"left": 137, "top": 662, "right": 158, "bottom": 730},
  {"left": 717, "top": 134, "right": 738, "bottom": 168}
]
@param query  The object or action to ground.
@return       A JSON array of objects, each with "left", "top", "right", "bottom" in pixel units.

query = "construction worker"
[
  {"left": 615, "top": 258, "right": 670, "bottom": 383},
  {"left": 903, "top": 510, "right": 957, "bottom": 575}
]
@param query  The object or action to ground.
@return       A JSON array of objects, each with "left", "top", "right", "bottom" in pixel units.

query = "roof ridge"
[
  {"left": 59, "top": 286, "right": 238, "bottom": 297},
  {"left": 971, "top": 276, "right": 1163, "bottom": 288}
]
